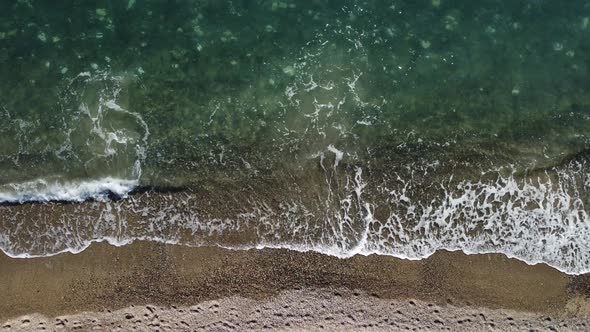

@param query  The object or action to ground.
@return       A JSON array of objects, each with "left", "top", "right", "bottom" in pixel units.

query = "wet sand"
[{"left": 1, "top": 242, "right": 590, "bottom": 330}]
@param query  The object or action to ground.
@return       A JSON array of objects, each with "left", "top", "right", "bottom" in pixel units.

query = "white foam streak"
[
  {"left": 0, "top": 236, "right": 178, "bottom": 259},
  {"left": 0, "top": 177, "right": 137, "bottom": 203}
]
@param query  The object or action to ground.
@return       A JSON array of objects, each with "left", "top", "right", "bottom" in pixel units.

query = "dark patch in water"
[{"left": 567, "top": 274, "right": 590, "bottom": 298}]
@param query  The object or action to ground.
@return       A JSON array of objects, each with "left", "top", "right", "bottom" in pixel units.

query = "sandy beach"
[
  {"left": 1, "top": 242, "right": 590, "bottom": 330},
  {"left": 3, "top": 1, "right": 590, "bottom": 331}
]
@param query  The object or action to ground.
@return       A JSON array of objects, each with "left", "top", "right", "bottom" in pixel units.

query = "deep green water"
[
  {"left": 1, "top": 0, "right": 589, "bottom": 187},
  {"left": 1, "top": 0, "right": 590, "bottom": 273}
]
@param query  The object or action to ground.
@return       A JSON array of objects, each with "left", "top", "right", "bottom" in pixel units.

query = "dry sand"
[
  {"left": 3, "top": 289, "right": 589, "bottom": 331},
  {"left": 1, "top": 242, "right": 590, "bottom": 330}
]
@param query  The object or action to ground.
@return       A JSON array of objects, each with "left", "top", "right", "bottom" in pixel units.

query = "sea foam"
[
  {"left": 0, "top": 177, "right": 137, "bottom": 204},
  {"left": 1, "top": 157, "right": 590, "bottom": 276}
]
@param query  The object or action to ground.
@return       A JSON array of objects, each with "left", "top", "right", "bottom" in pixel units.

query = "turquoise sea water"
[{"left": 1, "top": 0, "right": 590, "bottom": 274}]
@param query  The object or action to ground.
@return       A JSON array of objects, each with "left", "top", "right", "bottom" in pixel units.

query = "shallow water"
[{"left": 1, "top": 0, "right": 590, "bottom": 274}]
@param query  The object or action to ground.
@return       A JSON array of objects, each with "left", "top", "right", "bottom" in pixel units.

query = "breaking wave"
[{"left": 0, "top": 177, "right": 137, "bottom": 204}]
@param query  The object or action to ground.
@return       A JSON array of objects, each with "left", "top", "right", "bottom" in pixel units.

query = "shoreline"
[
  {"left": 3, "top": 238, "right": 586, "bottom": 277},
  {"left": 1, "top": 242, "right": 590, "bottom": 326}
]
